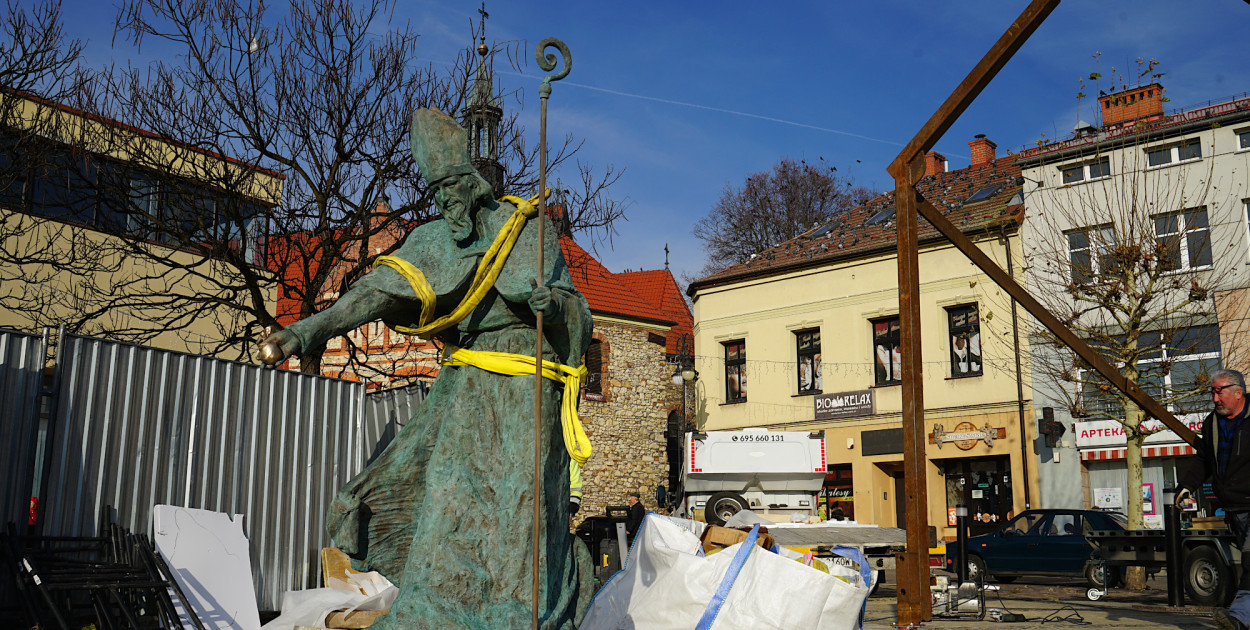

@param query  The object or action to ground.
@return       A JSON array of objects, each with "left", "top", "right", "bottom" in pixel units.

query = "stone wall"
[{"left": 575, "top": 319, "right": 678, "bottom": 525}]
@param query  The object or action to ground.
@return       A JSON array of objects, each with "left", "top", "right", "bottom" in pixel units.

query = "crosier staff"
[{"left": 532, "top": 36, "right": 570, "bottom": 630}]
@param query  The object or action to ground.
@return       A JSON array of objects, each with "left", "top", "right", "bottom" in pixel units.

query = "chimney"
[
  {"left": 969, "top": 135, "right": 997, "bottom": 166},
  {"left": 923, "top": 151, "right": 947, "bottom": 177},
  {"left": 1099, "top": 83, "right": 1164, "bottom": 128}
]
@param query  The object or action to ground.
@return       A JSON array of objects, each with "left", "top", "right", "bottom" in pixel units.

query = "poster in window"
[
  {"left": 1094, "top": 487, "right": 1122, "bottom": 510},
  {"left": 873, "top": 319, "right": 901, "bottom": 383},
  {"left": 949, "top": 306, "right": 982, "bottom": 376},
  {"left": 1143, "top": 483, "right": 1155, "bottom": 515}
]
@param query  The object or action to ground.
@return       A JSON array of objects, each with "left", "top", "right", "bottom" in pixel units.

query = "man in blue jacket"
[{"left": 1178, "top": 369, "right": 1250, "bottom": 630}]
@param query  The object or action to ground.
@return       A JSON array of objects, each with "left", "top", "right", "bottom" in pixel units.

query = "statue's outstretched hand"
[{"left": 258, "top": 328, "right": 300, "bottom": 366}]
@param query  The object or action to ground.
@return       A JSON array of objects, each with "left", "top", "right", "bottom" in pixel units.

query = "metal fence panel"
[
  {"left": 0, "top": 328, "right": 45, "bottom": 530},
  {"left": 40, "top": 334, "right": 367, "bottom": 610},
  {"left": 362, "top": 381, "right": 426, "bottom": 461}
]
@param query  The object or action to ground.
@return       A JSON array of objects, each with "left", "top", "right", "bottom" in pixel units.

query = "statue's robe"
[{"left": 291, "top": 200, "right": 593, "bottom": 629}]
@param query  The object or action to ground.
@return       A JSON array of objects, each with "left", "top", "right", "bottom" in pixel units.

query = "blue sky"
[{"left": 55, "top": 0, "right": 1250, "bottom": 285}]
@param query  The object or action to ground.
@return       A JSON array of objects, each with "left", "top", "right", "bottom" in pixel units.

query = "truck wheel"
[
  {"left": 1183, "top": 545, "right": 1234, "bottom": 607},
  {"left": 704, "top": 492, "right": 749, "bottom": 526}
]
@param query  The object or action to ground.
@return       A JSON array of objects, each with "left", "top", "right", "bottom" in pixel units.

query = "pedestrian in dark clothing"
[
  {"left": 1178, "top": 368, "right": 1250, "bottom": 630},
  {"left": 625, "top": 491, "right": 645, "bottom": 542}
]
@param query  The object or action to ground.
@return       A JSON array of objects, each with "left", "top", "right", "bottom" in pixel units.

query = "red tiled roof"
[
  {"left": 1015, "top": 93, "right": 1250, "bottom": 160},
  {"left": 561, "top": 236, "right": 675, "bottom": 326},
  {"left": 617, "top": 270, "right": 693, "bottom": 355},
  {"left": 688, "top": 158, "right": 1023, "bottom": 294}
]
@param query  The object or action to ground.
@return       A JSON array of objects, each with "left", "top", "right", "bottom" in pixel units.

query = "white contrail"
[{"left": 559, "top": 79, "right": 906, "bottom": 148}]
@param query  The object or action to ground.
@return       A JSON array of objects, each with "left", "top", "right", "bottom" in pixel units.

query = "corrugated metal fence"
[
  {"left": 34, "top": 333, "right": 425, "bottom": 610},
  {"left": 361, "top": 380, "right": 426, "bottom": 461},
  {"left": 0, "top": 328, "right": 45, "bottom": 533}
]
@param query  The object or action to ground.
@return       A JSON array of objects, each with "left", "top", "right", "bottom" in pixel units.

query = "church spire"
[{"left": 463, "top": 3, "right": 504, "bottom": 199}]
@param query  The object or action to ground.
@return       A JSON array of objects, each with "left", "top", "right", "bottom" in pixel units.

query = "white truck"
[
  {"left": 680, "top": 428, "right": 828, "bottom": 526},
  {"left": 678, "top": 427, "right": 906, "bottom": 594}
]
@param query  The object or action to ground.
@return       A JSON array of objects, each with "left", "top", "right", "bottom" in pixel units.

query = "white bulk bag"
[{"left": 580, "top": 515, "right": 870, "bottom": 630}]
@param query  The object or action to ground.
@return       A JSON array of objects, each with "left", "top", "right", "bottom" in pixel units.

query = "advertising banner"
[{"left": 815, "top": 389, "right": 874, "bottom": 420}]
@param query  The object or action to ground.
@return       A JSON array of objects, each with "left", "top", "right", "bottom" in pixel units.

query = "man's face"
[
  {"left": 434, "top": 175, "right": 478, "bottom": 241},
  {"left": 627, "top": 495, "right": 637, "bottom": 505},
  {"left": 1212, "top": 377, "right": 1245, "bottom": 417}
]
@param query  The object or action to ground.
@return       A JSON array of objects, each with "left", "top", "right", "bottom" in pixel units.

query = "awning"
[{"left": 1080, "top": 444, "right": 1195, "bottom": 461}]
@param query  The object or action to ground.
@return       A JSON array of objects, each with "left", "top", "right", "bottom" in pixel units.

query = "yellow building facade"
[
  {"left": 0, "top": 90, "right": 281, "bottom": 356},
  {"left": 688, "top": 144, "right": 1040, "bottom": 540}
]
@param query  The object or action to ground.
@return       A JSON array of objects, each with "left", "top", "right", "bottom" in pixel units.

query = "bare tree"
[
  {"left": 691, "top": 157, "right": 874, "bottom": 278},
  {"left": 0, "top": 0, "right": 625, "bottom": 376},
  {"left": 1024, "top": 123, "right": 1248, "bottom": 550},
  {"left": 0, "top": 1, "right": 109, "bottom": 335}
]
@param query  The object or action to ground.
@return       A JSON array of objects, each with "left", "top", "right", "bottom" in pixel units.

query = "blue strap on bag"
[
  {"left": 694, "top": 524, "right": 760, "bottom": 630},
  {"left": 828, "top": 545, "right": 871, "bottom": 630}
]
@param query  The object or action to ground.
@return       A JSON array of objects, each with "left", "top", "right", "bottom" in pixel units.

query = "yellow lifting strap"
[
  {"left": 370, "top": 190, "right": 592, "bottom": 464},
  {"left": 443, "top": 346, "right": 592, "bottom": 465},
  {"left": 371, "top": 192, "right": 542, "bottom": 340}
]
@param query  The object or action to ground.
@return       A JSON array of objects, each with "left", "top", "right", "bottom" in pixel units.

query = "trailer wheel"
[
  {"left": 1183, "top": 545, "right": 1234, "bottom": 607},
  {"left": 1084, "top": 560, "right": 1116, "bottom": 588},
  {"left": 704, "top": 492, "right": 749, "bottom": 526}
]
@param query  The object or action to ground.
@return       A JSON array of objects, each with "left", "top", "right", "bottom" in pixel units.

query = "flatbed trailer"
[
  {"left": 1087, "top": 526, "right": 1240, "bottom": 605},
  {"left": 766, "top": 523, "right": 907, "bottom": 594}
]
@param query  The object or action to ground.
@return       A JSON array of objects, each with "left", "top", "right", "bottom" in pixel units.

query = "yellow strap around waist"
[
  {"left": 372, "top": 192, "right": 541, "bottom": 340},
  {"left": 443, "top": 346, "right": 592, "bottom": 465}
]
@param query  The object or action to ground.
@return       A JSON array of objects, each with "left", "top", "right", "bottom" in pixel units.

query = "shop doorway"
[
  {"left": 821, "top": 464, "right": 854, "bottom": 521},
  {"left": 940, "top": 455, "right": 1014, "bottom": 536}
]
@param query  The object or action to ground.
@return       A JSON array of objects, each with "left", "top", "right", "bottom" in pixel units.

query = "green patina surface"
[{"left": 277, "top": 108, "right": 593, "bottom": 629}]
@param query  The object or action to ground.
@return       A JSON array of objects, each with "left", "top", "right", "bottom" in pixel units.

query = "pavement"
[{"left": 862, "top": 575, "right": 1223, "bottom": 629}]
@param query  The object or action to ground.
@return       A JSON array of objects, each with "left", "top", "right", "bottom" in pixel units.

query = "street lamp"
[{"left": 672, "top": 365, "right": 699, "bottom": 429}]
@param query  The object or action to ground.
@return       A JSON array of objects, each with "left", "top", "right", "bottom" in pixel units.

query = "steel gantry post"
[{"left": 888, "top": 1, "right": 1061, "bottom": 625}]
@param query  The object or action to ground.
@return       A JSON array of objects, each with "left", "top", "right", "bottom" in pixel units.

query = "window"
[
  {"left": 724, "top": 340, "right": 746, "bottom": 403},
  {"left": 796, "top": 329, "right": 822, "bottom": 394},
  {"left": 1146, "top": 138, "right": 1202, "bottom": 167},
  {"left": 1239, "top": 129, "right": 1250, "bottom": 151},
  {"left": 965, "top": 185, "right": 1002, "bottom": 203},
  {"left": 947, "top": 305, "right": 982, "bottom": 377},
  {"left": 584, "top": 339, "right": 603, "bottom": 397},
  {"left": 125, "top": 176, "right": 162, "bottom": 239},
  {"left": 1081, "top": 325, "right": 1221, "bottom": 416},
  {"left": 0, "top": 133, "right": 24, "bottom": 207},
  {"left": 1066, "top": 225, "right": 1115, "bottom": 283},
  {"left": 871, "top": 317, "right": 901, "bottom": 385},
  {"left": 29, "top": 152, "right": 99, "bottom": 221},
  {"left": 1060, "top": 157, "right": 1110, "bottom": 184},
  {"left": 1155, "top": 208, "right": 1211, "bottom": 271}
]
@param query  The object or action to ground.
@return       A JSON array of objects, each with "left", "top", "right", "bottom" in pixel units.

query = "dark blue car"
[{"left": 945, "top": 509, "right": 1128, "bottom": 585}]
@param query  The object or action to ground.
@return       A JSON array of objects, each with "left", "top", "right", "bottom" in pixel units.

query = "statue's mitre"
[{"left": 410, "top": 108, "right": 477, "bottom": 185}]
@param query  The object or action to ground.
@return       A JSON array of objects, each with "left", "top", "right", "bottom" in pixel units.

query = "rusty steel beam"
[
  {"left": 887, "top": 1, "right": 1061, "bottom": 626},
  {"left": 894, "top": 157, "right": 930, "bottom": 625},
  {"left": 913, "top": 195, "right": 1197, "bottom": 445}
]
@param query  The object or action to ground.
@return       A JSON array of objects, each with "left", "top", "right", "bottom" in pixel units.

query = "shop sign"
[
  {"left": 1074, "top": 415, "right": 1204, "bottom": 448},
  {"left": 931, "top": 422, "right": 1000, "bottom": 450},
  {"left": 815, "top": 389, "right": 874, "bottom": 420}
]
